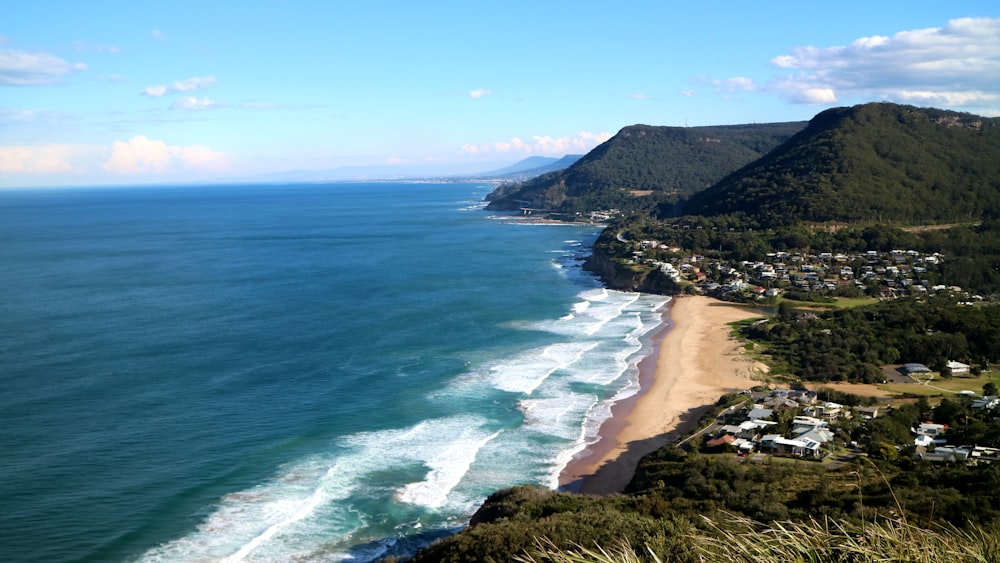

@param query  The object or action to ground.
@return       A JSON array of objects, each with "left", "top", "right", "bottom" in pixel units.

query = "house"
[
  {"left": 718, "top": 424, "right": 744, "bottom": 437},
  {"left": 739, "top": 419, "right": 777, "bottom": 440},
  {"left": 914, "top": 446, "right": 970, "bottom": 463},
  {"left": 970, "top": 446, "right": 1000, "bottom": 465},
  {"left": 762, "top": 396, "right": 800, "bottom": 409},
  {"left": 747, "top": 407, "right": 774, "bottom": 421},
  {"left": 946, "top": 360, "right": 970, "bottom": 374},
  {"left": 855, "top": 406, "right": 880, "bottom": 420},
  {"left": 706, "top": 434, "right": 737, "bottom": 448},
  {"left": 914, "top": 422, "right": 948, "bottom": 446},
  {"left": 787, "top": 389, "right": 817, "bottom": 404},
  {"left": 805, "top": 402, "right": 843, "bottom": 420},
  {"left": 759, "top": 435, "right": 824, "bottom": 459},
  {"left": 917, "top": 422, "right": 947, "bottom": 437},
  {"left": 791, "top": 415, "right": 826, "bottom": 428},
  {"left": 971, "top": 396, "right": 999, "bottom": 410},
  {"left": 797, "top": 427, "right": 836, "bottom": 445},
  {"left": 790, "top": 415, "right": 826, "bottom": 435},
  {"left": 902, "top": 363, "right": 932, "bottom": 376}
]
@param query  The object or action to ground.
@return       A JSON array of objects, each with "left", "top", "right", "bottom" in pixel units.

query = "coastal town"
[
  {"left": 630, "top": 237, "right": 982, "bottom": 303},
  {"left": 698, "top": 386, "right": 1000, "bottom": 466}
]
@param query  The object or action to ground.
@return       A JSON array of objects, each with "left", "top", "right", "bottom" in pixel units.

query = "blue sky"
[{"left": 2, "top": 1, "right": 999, "bottom": 187}]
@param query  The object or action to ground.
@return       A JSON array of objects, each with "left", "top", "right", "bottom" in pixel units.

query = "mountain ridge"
[
  {"left": 485, "top": 121, "right": 806, "bottom": 213},
  {"left": 682, "top": 103, "right": 1000, "bottom": 226}
]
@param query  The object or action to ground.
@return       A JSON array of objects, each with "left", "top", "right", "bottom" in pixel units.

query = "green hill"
[
  {"left": 682, "top": 103, "right": 1000, "bottom": 227},
  {"left": 485, "top": 121, "right": 805, "bottom": 214}
]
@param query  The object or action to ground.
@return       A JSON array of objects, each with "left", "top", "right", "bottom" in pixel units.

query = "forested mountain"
[
  {"left": 485, "top": 121, "right": 805, "bottom": 213},
  {"left": 683, "top": 103, "right": 1000, "bottom": 227}
]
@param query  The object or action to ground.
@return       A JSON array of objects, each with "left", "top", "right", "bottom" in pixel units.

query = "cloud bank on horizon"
[{"left": 1, "top": 3, "right": 998, "bottom": 187}]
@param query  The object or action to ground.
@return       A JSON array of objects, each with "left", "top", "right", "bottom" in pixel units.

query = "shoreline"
[{"left": 559, "top": 295, "right": 765, "bottom": 494}]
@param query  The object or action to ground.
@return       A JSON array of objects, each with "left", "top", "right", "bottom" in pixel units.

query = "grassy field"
[
  {"left": 878, "top": 371, "right": 999, "bottom": 397},
  {"left": 779, "top": 296, "right": 878, "bottom": 310}
]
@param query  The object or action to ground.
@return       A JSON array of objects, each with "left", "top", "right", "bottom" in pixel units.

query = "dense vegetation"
[
  {"left": 485, "top": 122, "right": 805, "bottom": 214},
  {"left": 683, "top": 103, "right": 1000, "bottom": 227},
  {"left": 743, "top": 297, "right": 1000, "bottom": 383}
]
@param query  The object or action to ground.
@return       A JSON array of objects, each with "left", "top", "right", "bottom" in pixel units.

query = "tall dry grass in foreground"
[{"left": 517, "top": 514, "right": 1000, "bottom": 563}]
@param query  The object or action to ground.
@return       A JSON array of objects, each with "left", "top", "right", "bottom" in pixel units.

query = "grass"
[
  {"left": 693, "top": 513, "right": 1000, "bottom": 563},
  {"left": 777, "top": 296, "right": 878, "bottom": 310},
  {"left": 877, "top": 384, "right": 948, "bottom": 397},
  {"left": 878, "top": 372, "right": 999, "bottom": 397},
  {"left": 519, "top": 514, "right": 1000, "bottom": 562},
  {"left": 829, "top": 296, "right": 879, "bottom": 308}
]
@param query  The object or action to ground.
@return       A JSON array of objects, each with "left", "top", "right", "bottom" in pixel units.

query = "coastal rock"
[{"left": 583, "top": 246, "right": 680, "bottom": 294}]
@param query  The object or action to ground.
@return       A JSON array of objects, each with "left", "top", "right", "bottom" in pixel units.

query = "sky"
[{"left": 2, "top": 1, "right": 999, "bottom": 188}]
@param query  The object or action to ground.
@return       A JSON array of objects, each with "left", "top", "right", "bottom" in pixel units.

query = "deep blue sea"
[{"left": 0, "top": 182, "right": 668, "bottom": 562}]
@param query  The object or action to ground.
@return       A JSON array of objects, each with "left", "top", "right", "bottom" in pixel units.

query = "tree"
[
  {"left": 985, "top": 381, "right": 999, "bottom": 397},
  {"left": 916, "top": 396, "right": 933, "bottom": 420},
  {"left": 778, "top": 300, "right": 795, "bottom": 322}
]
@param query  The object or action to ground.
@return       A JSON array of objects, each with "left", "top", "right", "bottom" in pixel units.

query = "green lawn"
[
  {"left": 879, "top": 371, "right": 999, "bottom": 396},
  {"left": 777, "top": 296, "right": 878, "bottom": 310}
]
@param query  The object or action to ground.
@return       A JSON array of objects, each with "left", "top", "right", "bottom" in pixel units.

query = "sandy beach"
[{"left": 560, "top": 295, "right": 765, "bottom": 494}]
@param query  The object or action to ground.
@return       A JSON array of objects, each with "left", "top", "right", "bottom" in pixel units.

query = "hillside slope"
[
  {"left": 485, "top": 121, "right": 805, "bottom": 213},
  {"left": 682, "top": 103, "right": 1000, "bottom": 226}
]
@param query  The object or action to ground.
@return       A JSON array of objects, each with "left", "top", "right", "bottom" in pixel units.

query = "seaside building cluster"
[
  {"left": 632, "top": 243, "right": 985, "bottom": 302},
  {"left": 704, "top": 388, "right": 1000, "bottom": 465}
]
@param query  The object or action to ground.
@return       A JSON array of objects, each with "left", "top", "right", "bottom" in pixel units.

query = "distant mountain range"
[
  {"left": 220, "top": 155, "right": 583, "bottom": 185},
  {"left": 473, "top": 155, "right": 584, "bottom": 179}
]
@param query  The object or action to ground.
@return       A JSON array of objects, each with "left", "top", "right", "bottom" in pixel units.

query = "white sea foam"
[
  {"left": 139, "top": 415, "right": 493, "bottom": 563},
  {"left": 397, "top": 429, "right": 501, "bottom": 508},
  {"left": 489, "top": 341, "right": 599, "bottom": 395}
]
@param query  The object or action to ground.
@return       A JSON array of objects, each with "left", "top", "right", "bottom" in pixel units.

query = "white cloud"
[
  {"left": 142, "top": 84, "right": 168, "bottom": 97},
  {"left": 176, "top": 145, "right": 230, "bottom": 170},
  {"left": 102, "top": 135, "right": 228, "bottom": 174},
  {"left": 767, "top": 16, "right": 1000, "bottom": 107},
  {"left": 171, "top": 96, "right": 218, "bottom": 110},
  {"left": 712, "top": 76, "right": 757, "bottom": 92},
  {"left": 102, "top": 136, "right": 174, "bottom": 173},
  {"left": 469, "top": 88, "right": 492, "bottom": 99},
  {"left": 680, "top": 89, "right": 697, "bottom": 97},
  {"left": 142, "top": 76, "right": 217, "bottom": 97},
  {"left": 464, "top": 131, "right": 612, "bottom": 156},
  {"left": 0, "top": 143, "right": 104, "bottom": 174},
  {"left": 770, "top": 77, "right": 839, "bottom": 104},
  {"left": 0, "top": 48, "right": 87, "bottom": 86},
  {"left": 173, "top": 76, "right": 217, "bottom": 92},
  {"left": 895, "top": 89, "right": 1000, "bottom": 107},
  {"left": 151, "top": 29, "right": 166, "bottom": 41},
  {"left": 628, "top": 93, "right": 647, "bottom": 100}
]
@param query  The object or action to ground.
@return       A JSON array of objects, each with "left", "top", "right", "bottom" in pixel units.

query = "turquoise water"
[{"left": 0, "top": 182, "right": 668, "bottom": 562}]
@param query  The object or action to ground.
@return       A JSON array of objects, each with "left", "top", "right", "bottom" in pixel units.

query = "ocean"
[{"left": 0, "top": 182, "right": 669, "bottom": 562}]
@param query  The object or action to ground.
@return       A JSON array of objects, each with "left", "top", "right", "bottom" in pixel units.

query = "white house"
[
  {"left": 759, "top": 435, "right": 823, "bottom": 459},
  {"left": 971, "top": 396, "right": 999, "bottom": 410},
  {"left": 946, "top": 360, "right": 970, "bottom": 374}
]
